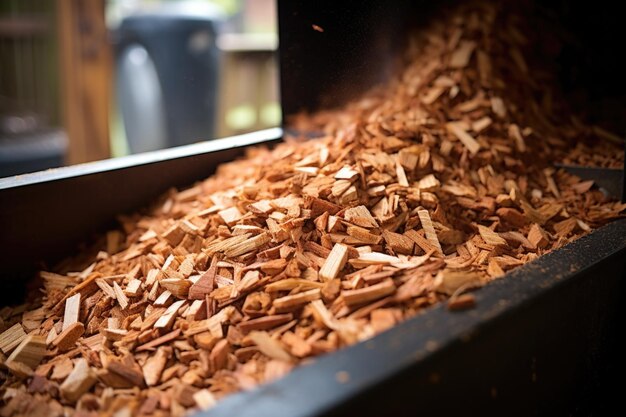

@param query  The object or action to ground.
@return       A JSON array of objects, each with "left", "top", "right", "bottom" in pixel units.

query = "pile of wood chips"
[{"left": 1, "top": 2, "right": 625, "bottom": 416}]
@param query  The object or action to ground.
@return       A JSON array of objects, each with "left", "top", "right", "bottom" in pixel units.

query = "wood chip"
[
  {"left": 273, "top": 289, "right": 321, "bottom": 312},
  {"left": 52, "top": 322, "right": 85, "bottom": 352},
  {"left": 224, "top": 232, "right": 271, "bottom": 257},
  {"left": 344, "top": 205, "right": 378, "bottom": 228},
  {"left": 194, "top": 389, "right": 217, "bottom": 411},
  {"left": 60, "top": 358, "right": 97, "bottom": 403},
  {"left": 417, "top": 209, "right": 443, "bottom": 254},
  {"left": 477, "top": 225, "right": 507, "bottom": 247},
  {"left": 528, "top": 223, "right": 550, "bottom": 248},
  {"left": 435, "top": 270, "right": 483, "bottom": 296},
  {"left": 319, "top": 243, "right": 349, "bottom": 281},
  {"left": 142, "top": 346, "right": 171, "bottom": 386},
  {"left": 446, "top": 122, "right": 481, "bottom": 155},
  {"left": 62, "top": 293, "right": 81, "bottom": 331},
  {"left": 219, "top": 206, "right": 244, "bottom": 225},
  {"left": 342, "top": 279, "right": 396, "bottom": 307},
  {"left": 7, "top": 335, "right": 46, "bottom": 370},
  {"left": 154, "top": 300, "right": 186, "bottom": 329},
  {"left": 248, "top": 331, "right": 292, "bottom": 362},
  {"left": 449, "top": 40, "right": 476, "bottom": 68},
  {"left": 0, "top": 323, "right": 27, "bottom": 354},
  {"left": 113, "top": 281, "right": 129, "bottom": 309}
]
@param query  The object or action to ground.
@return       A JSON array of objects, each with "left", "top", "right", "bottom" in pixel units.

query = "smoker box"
[{"left": 2, "top": 0, "right": 626, "bottom": 416}]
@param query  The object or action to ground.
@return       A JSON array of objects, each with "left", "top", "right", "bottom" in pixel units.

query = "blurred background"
[{"left": 0, "top": 0, "right": 279, "bottom": 177}]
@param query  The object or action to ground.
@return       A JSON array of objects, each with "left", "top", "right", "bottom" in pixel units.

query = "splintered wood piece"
[
  {"left": 477, "top": 225, "right": 507, "bottom": 247},
  {"left": 219, "top": 206, "right": 244, "bottom": 225},
  {"left": 154, "top": 291, "right": 173, "bottom": 306},
  {"left": 154, "top": 300, "right": 186, "bottom": 329},
  {"left": 449, "top": 40, "right": 476, "bottom": 68},
  {"left": 342, "top": 279, "right": 396, "bottom": 307},
  {"left": 136, "top": 329, "right": 181, "bottom": 352},
  {"left": 520, "top": 200, "right": 548, "bottom": 225},
  {"left": 62, "top": 293, "right": 81, "bottom": 331},
  {"left": 163, "top": 223, "right": 185, "bottom": 246},
  {"left": 249, "top": 199, "right": 274, "bottom": 214},
  {"left": 339, "top": 185, "right": 358, "bottom": 203},
  {"left": 7, "top": 335, "right": 47, "bottom": 370},
  {"left": 528, "top": 223, "right": 550, "bottom": 248},
  {"left": 398, "top": 150, "right": 418, "bottom": 171},
  {"left": 5, "top": 360, "right": 33, "bottom": 378},
  {"left": 0, "top": 323, "right": 27, "bottom": 354},
  {"left": 273, "top": 289, "right": 321, "bottom": 312},
  {"left": 95, "top": 279, "right": 116, "bottom": 299},
  {"left": 417, "top": 209, "right": 443, "bottom": 254},
  {"left": 160, "top": 278, "right": 191, "bottom": 299},
  {"left": 239, "top": 314, "right": 294, "bottom": 333},
  {"left": 194, "top": 389, "right": 217, "bottom": 411},
  {"left": 52, "top": 322, "right": 85, "bottom": 352},
  {"left": 248, "top": 331, "right": 292, "bottom": 362},
  {"left": 382, "top": 230, "right": 414, "bottom": 255},
  {"left": 125, "top": 279, "right": 143, "bottom": 297},
  {"left": 487, "top": 258, "right": 505, "bottom": 278},
  {"left": 418, "top": 174, "right": 440, "bottom": 191},
  {"left": 472, "top": 116, "right": 492, "bottom": 132},
  {"left": 571, "top": 180, "right": 594, "bottom": 194},
  {"left": 265, "top": 279, "right": 324, "bottom": 293},
  {"left": 446, "top": 122, "right": 481, "bottom": 155},
  {"left": 349, "top": 252, "right": 401, "bottom": 268},
  {"left": 51, "top": 273, "right": 98, "bottom": 315},
  {"left": 185, "top": 306, "right": 235, "bottom": 337},
  {"left": 334, "top": 166, "right": 359, "bottom": 180},
  {"left": 142, "top": 346, "right": 172, "bottom": 386},
  {"left": 60, "top": 358, "right": 97, "bottom": 403},
  {"left": 435, "top": 270, "right": 483, "bottom": 296},
  {"left": 346, "top": 225, "right": 382, "bottom": 245},
  {"left": 207, "top": 339, "right": 229, "bottom": 373},
  {"left": 189, "top": 260, "right": 217, "bottom": 300},
  {"left": 344, "top": 205, "right": 378, "bottom": 228},
  {"left": 40, "top": 271, "right": 75, "bottom": 292},
  {"left": 224, "top": 232, "right": 271, "bottom": 257},
  {"left": 106, "top": 356, "right": 145, "bottom": 387},
  {"left": 395, "top": 160, "right": 409, "bottom": 187},
  {"left": 508, "top": 123, "right": 526, "bottom": 152},
  {"left": 113, "top": 281, "right": 129, "bottom": 309},
  {"left": 102, "top": 328, "right": 127, "bottom": 342},
  {"left": 319, "top": 244, "right": 349, "bottom": 281}
]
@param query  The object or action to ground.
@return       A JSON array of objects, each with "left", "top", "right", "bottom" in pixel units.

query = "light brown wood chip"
[
  {"left": 7, "top": 335, "right": 46, "bottom": 370},
  {"left": 417, "top": 209, "right": 443, "bottom": 254},
  {"left": 62, "top": 293, "right": 81, "bottom": 331},
  {"left": 0, "top": 323, "right": 27, "bottom": 354},
  {"left": 60, "top": 358, "right": 97, "bottom": 403},
  {"left": 477, "top": 225, "right": 507, "bottom": 247},
  {"left": 449, "top": 40, "right": 477, "bottom": 68},
  {"left": 446, "top": 122, "right": 481, "bottom": 155},
  {"left": 342, "top": 279, "right": 396, "bottom": 307},
  {"left": 319, "top": 243, "right": 349, "bottom": 281},
  {"left": 248, "top": 331, "right": 293, "bottom": 362}
]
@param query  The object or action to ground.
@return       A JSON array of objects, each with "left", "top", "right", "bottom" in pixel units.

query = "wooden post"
[{"left": 57, "top": 0, "right": 111, "bottom": 164}]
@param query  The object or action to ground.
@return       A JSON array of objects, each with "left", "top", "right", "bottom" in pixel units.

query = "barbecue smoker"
[{"left": 1, "top": 1, "right": 625, "bottom": 416}]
